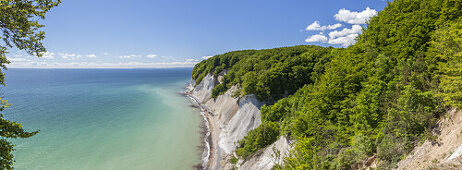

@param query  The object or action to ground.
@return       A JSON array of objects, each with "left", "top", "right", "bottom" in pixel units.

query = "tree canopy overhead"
[{"left": 0, "top": 0, "right": 60, "bottom": 169}]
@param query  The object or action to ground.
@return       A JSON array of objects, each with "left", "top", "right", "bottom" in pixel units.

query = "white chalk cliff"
[{"left": 189, "top": 73, "right": 291, "bottom": 170}]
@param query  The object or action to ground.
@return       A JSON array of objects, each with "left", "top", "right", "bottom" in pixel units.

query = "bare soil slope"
[{"left": 397, "top": 109, "right": 462, "bottom": 169}]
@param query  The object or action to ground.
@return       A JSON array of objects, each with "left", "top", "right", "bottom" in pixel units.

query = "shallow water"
[{"left": 3, "top": 68, "right": 202, "bottom": 170}]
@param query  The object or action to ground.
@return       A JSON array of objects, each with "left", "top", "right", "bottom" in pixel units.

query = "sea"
[{"left": 2, "top": 68, "right": 203, "bottom": 170}]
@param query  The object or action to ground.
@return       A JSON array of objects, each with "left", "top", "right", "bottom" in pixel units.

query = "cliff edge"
[{"left": 188, "top": 73, "right": 290, "bottom": 170}]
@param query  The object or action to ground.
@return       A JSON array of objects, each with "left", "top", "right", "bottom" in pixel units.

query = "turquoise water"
[{"left": 3, "top": 69, "right": 202, "bottom": 170}]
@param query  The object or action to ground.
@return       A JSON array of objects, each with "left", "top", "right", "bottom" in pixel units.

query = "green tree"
[
  {"left": 429, "top": 19, "right": 462, "bottom": 108},
  {"left": 0, "top": 0, "right": 60, "bottom": 168},
  {"left": 193, "top": 0, "right": 461, "bottom": 168}
]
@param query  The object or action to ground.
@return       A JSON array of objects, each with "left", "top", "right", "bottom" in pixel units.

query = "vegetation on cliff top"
[
  {"left": 192, "top": 45, "right": 336, "bottom": 101},
  {"left": 192, "top": 0, "right": 461, "bottom": 169}
]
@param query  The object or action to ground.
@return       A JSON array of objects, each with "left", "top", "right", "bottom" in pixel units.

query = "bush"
[
  {"left": 376, "top": 134, "right": 406, "bottom": 168},
  {"left": 230, "top": 156, "right": 238, "bottom": 164},
  {"left": 236, "top": 121, "right": 280, "bottom": 158},
  {"left": 335, "top": 134, "right": 373, "bottom": 169}
]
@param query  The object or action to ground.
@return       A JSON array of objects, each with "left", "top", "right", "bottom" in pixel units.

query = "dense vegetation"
[
  {"left": 192, "top": 0, "right": 461, "bottom": 169},
  {"left": 192, "top": 45, "right": 336, "bottom": 101},
  {"left": 0, "top": 0, "right": 60, "bottom": 168}
]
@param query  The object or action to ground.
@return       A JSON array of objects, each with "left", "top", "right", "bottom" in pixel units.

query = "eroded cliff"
[{"left": 188, "top": 73, "right": 290, "bottom": 170}]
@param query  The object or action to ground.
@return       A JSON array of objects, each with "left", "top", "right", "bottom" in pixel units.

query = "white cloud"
[
  {"left": 8, "top": 61, "right": 197, "bottom": 68},
  {"left": 146, "top": 54, "right": 157, "bottom": 58},
  {"left": 305, "top": 25, "right": 361, "bottom": 47},
  {"left": 103, "top": 52, "right": 109, "bottom": 56},
  {"left": 334, "top": 7, "right": 377, "bottom": 24},
  {"left": 305, "top": 33, "right": 328, "bottom": 43},
  {"left": 328, "top": 25, "right": 362, "bottom": 39},
  {"left": 306, "top": 21, "right": 342, "bottom": 31},
  {"left": 202, "top": 56, "right": 213, "bottom": 60},
  {"left": 86, "top": 54, "right": 97, "bottom": 58},
  {"left": 41, "top": 52, "right": 55, "bottom": 59},
  {"left": 306, "top": 21, "right": 324, "bottom": 31},
  {"left": 57, "top": 53, "right": 82, "bottom": 60},
  {"left": 325, "top": 25, "right": 362, "bottom": 47},
  {"left": 59, "top": 53, "right": 76, "bottom": 59},
  {"left": 328, "top": 23, "right": 343, "bottom": 30},
  {"left": 161, "top": 56, "right": 175, "bottom": 60},
  {"left": 328, "top": 33, "right": 359, "bottom": 47},
  {"left": 186, "top": 58, "right": 199, "bottom": 62},
  {"left": 7, "top": 51, "right": 191, "bottom": 68},
  {"left": 8, "top": 58, "right": 27, "bottom": 62},
  {"left": 119, "top": 55, "right": 137, "bottom": 59}
]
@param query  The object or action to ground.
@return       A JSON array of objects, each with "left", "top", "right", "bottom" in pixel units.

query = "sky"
[{"left": 7, "top": 0, "right": 388, "bottom": 68}]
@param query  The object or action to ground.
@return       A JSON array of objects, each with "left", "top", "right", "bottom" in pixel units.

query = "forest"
[{"left": 192, "top": 0, "right": 462, "bottom": 169}]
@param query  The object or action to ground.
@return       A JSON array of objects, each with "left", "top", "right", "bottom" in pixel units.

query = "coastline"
[{"left": 184, "top": 86, "right": 221, "bottom": 170}]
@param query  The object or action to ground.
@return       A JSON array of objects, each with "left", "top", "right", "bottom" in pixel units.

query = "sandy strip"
[{"left": 187, "top": 94, "right": 221, "bottom": 170}]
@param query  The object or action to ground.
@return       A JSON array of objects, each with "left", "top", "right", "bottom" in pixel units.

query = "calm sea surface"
[{"left": 3, "top": 68, "right": 202, "bottom": 170}]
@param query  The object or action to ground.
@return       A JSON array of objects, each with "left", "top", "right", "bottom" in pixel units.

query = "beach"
[{"left": 186, "top": 89, "right": 221, "bottom": 170}]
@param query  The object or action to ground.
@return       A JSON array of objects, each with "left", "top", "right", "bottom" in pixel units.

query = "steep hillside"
[
  {"left": 397, "top": 109, "right": 462, "bottom": 169},
  {"left": 188, "top": 46, "right": 337, "bottom": 169},
  {"left": 190, "top": 0, "right": 461, "bottom": 169}
]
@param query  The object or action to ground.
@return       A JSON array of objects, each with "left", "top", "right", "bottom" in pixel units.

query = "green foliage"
[
  {"left": 192, "top": 50, "right": 253, "bottom": 85},
  {"left": 335, "top": 134, "right": 373, "bottom": 169},
  {"left": 273, "top": 0, "right": 459, "bottom": 168},
  {"left": 283, "top": 137, "right": 321, "bottom": 169},
  {"left": 0, "top": 0, "right": 60, "bottom": 168},
  {"left": 236, "top": 121, "right": 280, "bottom": 158},
  {"left": 193, "top": 45, "right": 335, "bottom": 101},
  {"left": 428, "top": 18, "right": 462, "bottom": 108},
  {"left": 191, "top": 0, "right": 462, "bottom": 168},
  {"left": 230, "top": 156, "right": 238, "bottom": 164},
  {"left": 376, "top": 134, "right": 406, "bottom": 168}
]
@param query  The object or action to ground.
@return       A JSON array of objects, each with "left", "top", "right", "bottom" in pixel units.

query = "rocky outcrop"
[
  {"left": 191, "top": 74, "right": 218, "bottom": 102},
  {"left": 205, "top": 85, "right": 239, "bottom": 127},
  {"left": 396, "top": 109, "right": 462, "bottom": 169},
  {"left": 219, "top": 94, "right": 264, "bottom": 154},
  {"left": 239, "top": 136, "right": 291, "bottom": 170},
  {"left": 190, "top": 74, "right": 263, "bottom": 155},
  {"left": 188, "top": 73, "right": 289, "bottom": 170}
]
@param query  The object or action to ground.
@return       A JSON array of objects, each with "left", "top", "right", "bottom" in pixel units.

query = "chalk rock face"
[
  {"left": 204, "top": 86, "right": 239, "bottom": 126},
  {"left": 240, "top": 136, "right": 292, "bottom": 170},
  {"left": 191, "top": 73, "right": 265, "bottom": 154},
  {"left": 219, "top": 94, "right": 265, "bottom": 154},
  {"left": 190, "top": 72, "right": 290, "bottom": 170},
  {"left": 396, "top": 109, "right": 462, "bottom": 169},
  {"left": 191, "top": 74, "right": 217, "bottom": 103}
]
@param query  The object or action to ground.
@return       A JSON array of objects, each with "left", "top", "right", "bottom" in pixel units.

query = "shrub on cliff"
[{"left": 235, "top": 121, "right": 280, "bottom": 158}]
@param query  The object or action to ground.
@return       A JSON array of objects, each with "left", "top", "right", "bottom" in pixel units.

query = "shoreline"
[
  {"left": 187, "top": 95, "right": 211, "bottom": 169},
  {"left": 183, "top": 87, "right": 221, "bottom": 170}
]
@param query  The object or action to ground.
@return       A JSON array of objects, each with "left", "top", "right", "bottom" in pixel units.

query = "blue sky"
[{"left": 8, "top": 0, "right": 387, "bottom": 68}]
